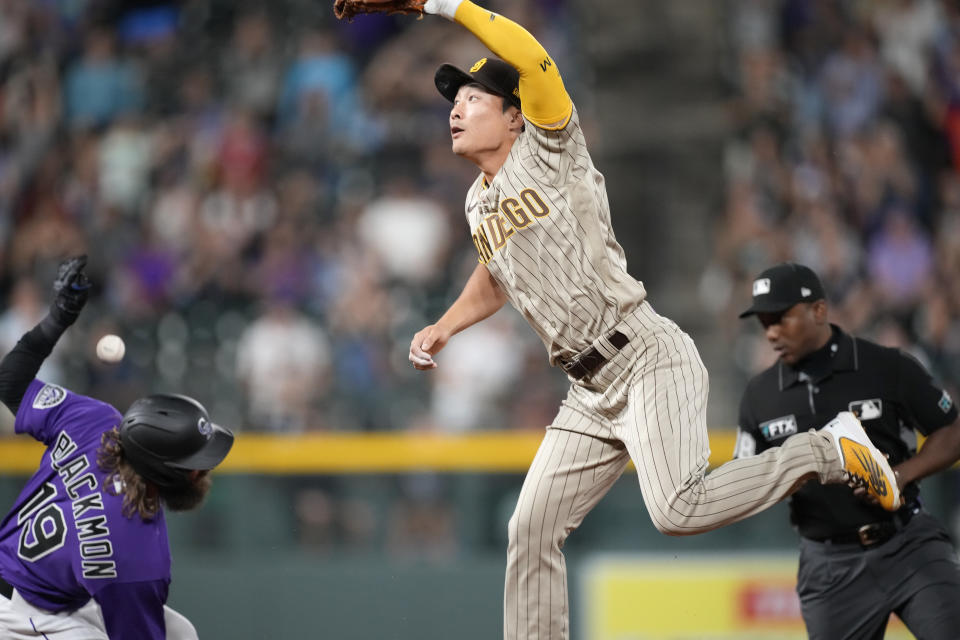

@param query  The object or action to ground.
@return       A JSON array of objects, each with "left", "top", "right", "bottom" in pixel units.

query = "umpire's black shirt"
[{"left": 735, "top": 325, "right": 959, "bottom": 540}]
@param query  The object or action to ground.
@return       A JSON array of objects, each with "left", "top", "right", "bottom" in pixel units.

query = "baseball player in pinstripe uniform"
[{"left": 407, "top": 2, "right": 901, "bottom": 638}]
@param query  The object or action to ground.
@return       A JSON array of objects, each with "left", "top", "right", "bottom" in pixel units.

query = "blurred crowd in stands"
[
  {"left": 0, "top": 0, "right": 573, "bottom": 441},
  {"left": 708, "top": 0, "right": 960, "bottom": 404},
  {"left": 0, "top": 0, "right": 579, "bottom": 556},
  {"left": 4, "top": 0, "right": 960, "bottom": 555}
]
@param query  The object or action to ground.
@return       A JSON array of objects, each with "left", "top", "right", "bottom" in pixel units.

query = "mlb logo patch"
[
  {"left": 33, "top": 384, "right": 67, "bottom": 410},
  {"left": 849, "top": 399, "right": 882, "bottom": 420},
  {"left": 940, "top": 391, "right": 954, "bottom": 414},
  {"left": 753, "top": 278, "right": 771, "bottom": 296},
  {"left": 760, "top": 415, "right": 798, "bottom": 441}
]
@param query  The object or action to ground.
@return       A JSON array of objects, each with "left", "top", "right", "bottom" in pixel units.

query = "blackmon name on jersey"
[{"left": 17, "top": 430, "right": 117, "bottom": 579}]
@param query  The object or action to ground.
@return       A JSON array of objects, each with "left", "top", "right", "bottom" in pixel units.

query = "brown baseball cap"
[
  {"left": 739, "top": 263, "right": 826, "bottom": 318},
  {"left": 435, "top": 56, "right": 521, "bottom": 110}
]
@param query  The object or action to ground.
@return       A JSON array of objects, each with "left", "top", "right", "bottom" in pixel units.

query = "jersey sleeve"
[
  {"left": 14, "top": 380, "right": 76, "bottom": 445},
  {"left": 15, "top": 379, "right": 122, "bottom": 449},
  {"left": 512, "top": 104, "right": 589, "bottom": 186},
  {"left": 734, "top": 388, "right": 766, "bottom": 458},
  {"left": 896, "top": 351, "right": 958, "bottom": 436},
  {"left": 94, "top": 579, "right": 168, "bottom": 640},
  {"left": 733, "top": 428, "right": 757, "bottom": 459},
  {"left": 454, "top": 1, "right": 573, "bottom": 128}
]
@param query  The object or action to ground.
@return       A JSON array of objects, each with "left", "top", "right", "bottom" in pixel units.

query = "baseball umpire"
[
  {"left": 0, "top": 256, "right": 234, "bottom": 639},
  {"left": 735, "top": 262, "right": 960, "bottom": 639},
  {"left": 391, "top": 2, "right": 902, "bottom": 638}
]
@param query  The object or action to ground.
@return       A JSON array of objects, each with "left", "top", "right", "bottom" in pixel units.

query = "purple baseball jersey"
[{"left": 0, "top": 380, "right": 171, "bottom": 634}]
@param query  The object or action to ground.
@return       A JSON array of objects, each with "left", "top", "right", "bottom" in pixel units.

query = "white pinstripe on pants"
[{"left": 504, "top": 303, "right": 843, "bottom": 639}]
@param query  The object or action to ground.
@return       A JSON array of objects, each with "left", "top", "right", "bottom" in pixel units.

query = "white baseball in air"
[{"left": 96, "top": 334, "right": 125, "bottom": 363}]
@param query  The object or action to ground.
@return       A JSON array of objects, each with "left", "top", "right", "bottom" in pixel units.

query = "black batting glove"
[{"left": 49, "top": 255, "right": 92, "bottom": 327}]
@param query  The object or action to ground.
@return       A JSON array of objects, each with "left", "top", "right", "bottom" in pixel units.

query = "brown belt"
[{"left": 560, "top": 330, "right": 629, "bottom": 380}]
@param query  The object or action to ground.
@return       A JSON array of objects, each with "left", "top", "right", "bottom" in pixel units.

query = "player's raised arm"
[
  {"left": 0, "top": 256, "right": 91, "bottom": 416},
  {"left": 427, "top": 0, "right": 572, "bottom": 128},
  {"left": 333, "top": 0, "right": 571, "bottom": 127}
]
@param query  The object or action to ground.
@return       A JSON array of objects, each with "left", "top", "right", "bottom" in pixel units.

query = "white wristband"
[{"left": 423, "top": 0, "right": 464, "bottom": 20}]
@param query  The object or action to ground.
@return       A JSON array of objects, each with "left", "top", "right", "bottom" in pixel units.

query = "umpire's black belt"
[
  {"left": 806, "top": 504, "right": 919, "bottom": 549},
  {"left": 0, "top": 574, "right": 13, "bottom": 599},
  {"left": 560, "top": 330, "right": 629, "bottom": 380}
]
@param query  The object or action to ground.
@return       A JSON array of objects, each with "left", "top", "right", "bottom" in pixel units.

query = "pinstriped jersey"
[{"left": 465, "top": 106, "right": 647, "bottom": 365}]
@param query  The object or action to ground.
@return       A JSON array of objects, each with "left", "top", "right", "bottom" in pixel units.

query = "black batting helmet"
[{"left": 120, "top": 394, "right": 234, "bottom": 488}]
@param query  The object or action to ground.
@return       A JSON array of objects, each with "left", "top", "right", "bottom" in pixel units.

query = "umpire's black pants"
[{"left": 797, "top": 512, "right": 960, "bottom": 640}]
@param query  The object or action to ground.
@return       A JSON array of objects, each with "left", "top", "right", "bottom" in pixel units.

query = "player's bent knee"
[
  {"left": 653, "top": 522, "right": 687, "bottom": 537},
  {"left": 652, "top": 515, "right": 721, "bottom": 538},
  {"left": 506, "top": 510, "right": 528, "bottom": 550},
  {"left": 507, "top": 509, "right": 567, "bottom": 553},
  {"left": 647, "top": 510, "right": 696, "bottom": 537}
]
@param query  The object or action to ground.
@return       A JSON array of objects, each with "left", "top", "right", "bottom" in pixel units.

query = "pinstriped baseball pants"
[{"left": 504, "top": 303, "right": 844, "bottom": 640}]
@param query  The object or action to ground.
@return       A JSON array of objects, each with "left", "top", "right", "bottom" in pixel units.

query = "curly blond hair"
[{"left": 97, "top": 427, "right": 160, "bottom": 520}]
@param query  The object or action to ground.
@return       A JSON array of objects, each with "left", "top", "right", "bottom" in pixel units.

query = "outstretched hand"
[
  {"left": 408, "top": 324, "right": 452, "bottom": 370},
  {"left": 51, "top": 255, "right": 92, "bottom": 326}
]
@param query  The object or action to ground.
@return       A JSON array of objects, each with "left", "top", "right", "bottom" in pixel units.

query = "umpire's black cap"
[
  {"left": 435, "top": 57, "right": 521, "bottom": 110},
  {"left": 739, "top": 263, "right": 826, "bottom": 318}
]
